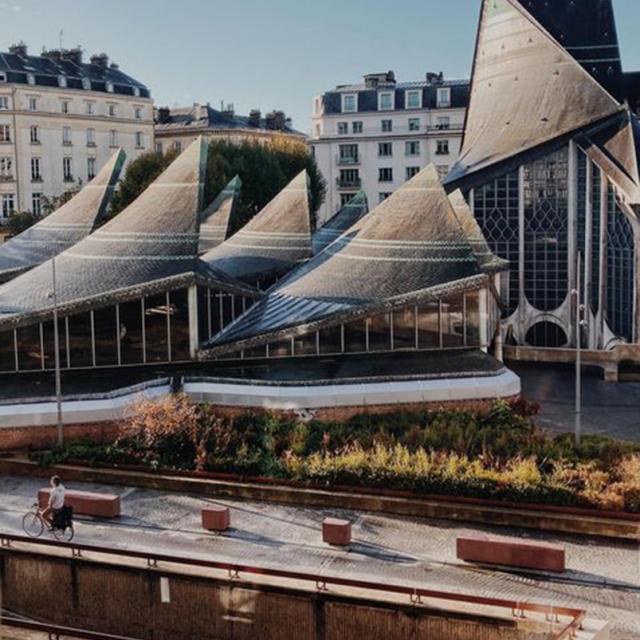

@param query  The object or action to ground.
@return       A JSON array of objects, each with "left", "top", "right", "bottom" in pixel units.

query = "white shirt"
[{"left": 49, "top": 484, "right": 65, "bottom": 510}]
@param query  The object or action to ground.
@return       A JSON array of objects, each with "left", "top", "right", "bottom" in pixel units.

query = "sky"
[{"left": 2, "top": 0, "right": 640, "bottom": 133}]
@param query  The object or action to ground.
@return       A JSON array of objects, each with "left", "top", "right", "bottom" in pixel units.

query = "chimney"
[
  {"left": 426, "top": 71, "right": 444, "bottom": 85},
  {"left": 156, "top": 107, "right": 171, "bottom": 124},
  {"left": 42, "top": 48, "right": 63, "bottom": 63},
  {"left": 248, "top": 109, "right": 261, "bottom": 128},
  {"left": 110, "top": 62, "right": 120, "bottom": 70},
  {"left": 90, "top": 53, "right": 109, "bottom": 69},
  {"left": 221, "top": 103, "right": 235, "bottom": 118},
  {"left": 9, "top": 42, "right": 27, "bottom": 57},
  {"left": 266, "top": 110, "right": 286, "bottom": 131},
  {"left": 284, "top": 117, "right": 293, "bottom": 130},
  {"left": 64, "top": 47, "right": 83, "bottom": 65}
]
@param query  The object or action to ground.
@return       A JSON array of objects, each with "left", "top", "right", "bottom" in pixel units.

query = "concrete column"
[{"left": 188, "top": 285, "right": 199, "bottom": 360}]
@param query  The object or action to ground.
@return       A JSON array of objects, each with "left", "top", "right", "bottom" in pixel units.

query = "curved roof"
[
  {"left": 201, "top": 170, "right": 313, "bottom": 286},
  {"left": 0, "top": 138, "right": 256, "bottom": 329},
  {"left": 448, "top": 0, "right": 622, "bottom": 184},
  {"left": 198, "top": 175, "right": 242, "bottom": 254},
  {"left": 204, "top": 165, "right": 489, "bottom": 353},
  {"left": 0, "top": 149, "right": 125, "bottom": 283},
  {"left": 312, "top": 191, "right": 368, "bottom": 255}
]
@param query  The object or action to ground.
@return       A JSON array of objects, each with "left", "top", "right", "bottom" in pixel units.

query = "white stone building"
[
  {"left": 0, "top": 43, "right": 154, "bottom": 223},
  {"left": 309, "top": 71, "right": 469, "bottom": 225}
]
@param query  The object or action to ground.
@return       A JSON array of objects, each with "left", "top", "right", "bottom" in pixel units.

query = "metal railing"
[
  {"left": 336, "top": 154, "right": 359, "bottom": 166},
  {"left": 336, "top": 177, "right": 362, "bottom": 189},
  {"left": 0, "top": 533, "right": 585, "bottom": 639}
]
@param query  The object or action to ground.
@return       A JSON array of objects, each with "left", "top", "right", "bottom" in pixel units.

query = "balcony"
[
  {"left": 0, "top": 175, "right": 15, "bottom": 182},
  {"left": 336, "top": 154, "right": 360, "bottom": 166},
  {"left": 336, "top": 177, "right": 362, "bottom": 189}
]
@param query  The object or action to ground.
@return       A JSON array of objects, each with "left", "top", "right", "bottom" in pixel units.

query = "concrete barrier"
[
  {"left": 38, "top": 488, "right": 121, "bottom": 518},
  {"left": 457, "top": 534, "right": 565, "bottom": 573}
]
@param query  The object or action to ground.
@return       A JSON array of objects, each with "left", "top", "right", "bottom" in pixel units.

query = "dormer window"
[
  {"left": 405, "top": 90, "right": 422, "bottom": 109},
  {"left": 378, "top": 92, "right": 394, "bottom": 111},
  {"left": 0, "top": 73, "right": 7, "bottom": 83},
  {"left": 106, "top": 81, "right": 114, "bottom": 93},
  {"left": 58, "top": 75, "right": 67, "bottom": 88},
  {"left": 437, "top": 87, "right": 451, "bottom": 108},
  {"left": 82, "top": 77, "right": 91, "bottom": 91},
  {"left": 27, "top": 73, "right": 35, "bottom": 85},
  {"left": 341, "top": 94, "right": 357, "bottom": 113},
  {"left": 133, "top": 87, "right": 141, "bottom": 98}
]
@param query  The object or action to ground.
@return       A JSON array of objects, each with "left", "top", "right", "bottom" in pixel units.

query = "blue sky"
[{"left": 2, "top": 0, "right": 640, "bottom": 133}]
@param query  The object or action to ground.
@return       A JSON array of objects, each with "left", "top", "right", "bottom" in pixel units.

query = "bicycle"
[{"left": 22, "top": 503, "right": 74, "bottom": 542}]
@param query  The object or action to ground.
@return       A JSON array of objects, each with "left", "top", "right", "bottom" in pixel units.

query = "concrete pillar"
[{"left": 188, "top": 285, "right": 199, "bottom": 360}]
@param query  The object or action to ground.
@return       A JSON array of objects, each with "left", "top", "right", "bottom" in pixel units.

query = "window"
[
  {"left": 352, "top": 121, "right": 363, "bottom": 134},
  {"left": 436, "top": 139, "right": 450, "bottom": 155},
  {"left": 61, "top": 100, "right": 69, "bottom": 114},
  {"left": 0, "top": 73, "right": 6, "bottom": 83},
  {"left": 108, "top": 104, "right": 117, "bottom": 117},
  {"left": 436, "top": 165, "right": 449, "bottom": 180},
  {"left": 338, "top": 144, "right": 358, "bottom": 164},
  {"left": 378, "top": 192, "right": 392, "bottom": 203},
  {"left": 1, "top": 194, "right": 15, "bottom": 218},
  {"left": 378, "top": 142, "right": 393, "bottom": 157},
  {"left": 29, "top": 126, "right": 40, "bottom": 144},
  {"left": 85, "top": 102, "right": 94, "bottom": 115},
  {"left": 337, "top": 122, "right": 348, "bottom": 135},
  {"left": 28, "top": 97, "right": 37, "bottom": 111},
  {"left": 342, "top": 94, "right": 357, "bottom": 113},
  {"left": 340, "top": 193, "right": 356, "bottom": 206},
  {"left": 27, "top": 73, "right": 35, "bottom": 85},
  {"left": 109, "top": 130, "right": 118, "bottom": 147},
  {"left": 32, "top": 192, "right": 42, "bottom": 216},
  {"left": 378, "top": 92, "right": 394, "bottom": 111},
  {"left": 173, "top": 141, "right": 182, "bottom": 152},
  {"left": 62, "top": 126, "right": 72, "bottom": 145},
  {"left": 135, "top": 131, "right": 144, "bottom": 148},
  {"left": 87, "top": 157, "right": 96, "bottom": 180},
  {"left": 0, "top": 125, "right": 11, "bottom": 143},
  {"left": 437, "top": 87, "right": 451, "bottom": 108},
  {"left": 338, "top": 168, "right": 360, "bottom": 187},
  {"left": 405, "top": 90, "right": 421, "bottom": 109},
  {"left": 406, "top": 166, "right": 420, "bottom": 180},
  {"left": 408, "top": 117, "right": 420, "bottom": 131},
  {"left": 134, "top": 106, "right": 143, "bottom": 120},
  {"left": 379, "top": 167, "right": 393, "bottom": 182},
  {"left": 58, "top": 75, "right": 67, "bottom": 88},
  {"left": 30, "top": 157, "right": 41, "bottom": 181},
  {"left": 381, "top": 119, "right": 392, "bottom": 132},
  {"left": 405, "top": 141, "right": 420, "bottom": 156},
  {"left": 0, "top": 157, "right": 12, "bottom": 178},
  {"left": 436, "top": 116, "right": 450, "bottom": 130},
  {"left": 106, "top": 82, "right": 114, "bottom": 93},
  {"left": 82, "top": 78, "right": 91, "bottom": 91},
  {"left": 155, "top": 142, "right": 163, "bottom": 154},
  {"left": 86, "top": 128, "right": 96, "bottom": 146},
  {"left": 63, "top": 157, "right": 73, "bottom": 182},
  {"left": 0, "top": 96, "right": 8, "bottom": 110}
]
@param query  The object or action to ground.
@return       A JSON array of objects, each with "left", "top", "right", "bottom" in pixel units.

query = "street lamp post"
[{"left": 51, "top": 255, "right": 63, "bottom": 446}]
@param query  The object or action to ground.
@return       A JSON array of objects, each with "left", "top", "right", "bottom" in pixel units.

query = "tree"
[
  {"left": 41, "top": 181, "right": 83, "bottom": 216},
  {"left": 6, "top": 211, "right": 41, "bottom": 236},
  {"left": 109, "top": 137, "right": 327, "bottom": 230}
]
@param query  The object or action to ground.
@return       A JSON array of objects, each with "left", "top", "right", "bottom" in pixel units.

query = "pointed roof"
[
  {"left": 204, "top": 165, "right": 489, "bottom": 353},
  {"left": 0, "top": 149, "right": 125, "bottom": 283},
  {"left": 448, "top": 190, "right": 509, "bottom": 274},
  {"left": 448, "top": 0, "right": 622, "bottom": 184},
  {"left": 201, "top": 170, "right": 313, "bottom": 286},
  {"left": 0, "top": 138, "right": 257, "bottom": 329},
  {"left": 312, "top": 191, "right": 368, "bottom": 255},
  {"left": 198, "top": 175, "right": 242, "bottom": 255}
]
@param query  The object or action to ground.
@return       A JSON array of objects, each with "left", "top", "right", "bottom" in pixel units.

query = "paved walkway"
[{"left": 0, "top": 476, "right": 639, "bottom": 638}]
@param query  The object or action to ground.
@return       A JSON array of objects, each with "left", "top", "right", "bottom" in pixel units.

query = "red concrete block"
[
  {"left": 202, "top": 505, "right": 230, "bottom": 531},
  {"left": 456, "top": 534, "right": 565, "bottom": 573},
  {"left": 38, "top": 488, "right": 121, "bottom": 518},
  {"left": 323, "top": 518, "right": 351, "bottom": 546}
]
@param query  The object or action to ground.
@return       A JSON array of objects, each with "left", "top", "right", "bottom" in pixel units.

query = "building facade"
[
  {"left": 446, "top": 0, "right": 640, "bottom": 353},
  {"left": 0, "top": 43, "right": 153, "bottom": 223},
  {"left": 309, "top": 71, "right": 469, "bottom": 225},
  {"left": 154, "top": 104, "right": 305, "bottom": 155}
]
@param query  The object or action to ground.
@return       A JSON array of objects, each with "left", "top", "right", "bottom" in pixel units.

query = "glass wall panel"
[
  {"left": 169, "top": 288, "right": 191, "bottom": 361},
  {"left": 119, "top": 299, "right": 144, "bottom": 365},
  {"left": 144, "top": 293, "right": 170, "bottom": 363},
  {"left": 68, "top": 313, "right": 93, "bottom": 367},
  {"left": 0, "top": 330, "right": 15, "bottom": 371},
  {"left": 221, "top": 294, "right": 234, "bottom": 328},
  {"left": 319, "top": 326, "right": 342, "bottom": 354},
  {"left": 16, "top": 324, "right": 42, "bottom": 371},
  {"left": 344, "top": 319, "right": 366, "bottom": 353},
  {"left": 294, "top": 332, "right": 317, "bottom": 356},
  {"left": 465, "top": 292, "right": 481, "bottom": 347},
  {"left": 269, "top": 339, "right": 292, "bottom": 357},
  {"left": 368, "top": 313, "right": 391, "bottom": 352},
  {"left": 197, "top": 286, "right": 209, "bottom": 342},
  {"left": 211, "top": 291, "right": 223, "bottom": 336},
  {"left": 392, "top": 308, "right": 416, "bottom": 351},
  {"left": 42, "top": 319, "right": 67, "bottom": 370},
  {"left": 93, "top": 307, "right": 118, "bottom": 366},
  {"left": 233, "top": 296, "right": 245, "bottom": 320},
  {"left": 590, "top": 164, "right": 602, "bottom": 314},
  {"left": 442, "top": 295, "right": 464, "bottom": 347},
  {"left": 417, "top": 302, "right": 440, "bottom": 349}
]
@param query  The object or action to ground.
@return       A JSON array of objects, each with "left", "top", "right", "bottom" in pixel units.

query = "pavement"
[
  {"left": 0, "top": 476, "right": 638, "bottom": 639},
  {"left": 511, "top": 362, "right": 640, "bottom": 442}
]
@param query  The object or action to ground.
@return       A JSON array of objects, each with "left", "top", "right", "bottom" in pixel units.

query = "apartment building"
[
  {"left": 0, "top": 42, "right": 154, "bottom": 222},
  {"left": 309, "top": 71, "right": 469, "bottom": 224}
]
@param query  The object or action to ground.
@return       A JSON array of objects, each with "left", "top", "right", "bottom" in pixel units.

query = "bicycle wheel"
[
  {"left": 22, "top": 511, "right": 44, "bottom": 538},
  {"left": 53, "top": 523, "right": 74, "bottom": 542}
]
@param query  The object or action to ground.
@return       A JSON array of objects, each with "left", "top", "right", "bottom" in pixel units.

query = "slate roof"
[
  {"left": 448, "top": 0, "right": 623, "bottom": 185},
  {"left": 0, "top": 149, "right": 125, "bottom": 284},
  {"left": 0, "top": 138, "right": 257, "bottom": 330},
  {"left": 312, "top": 191, "right": 368, "bottom": 255},
  {"left": 201, "top": 171, "right": 313, "bottom": 287},
  {"left": 202, "top": 165, "right": 491, "bottom": 354},
  {"left": 198, "top": 176, "right": 242, "bottom": 255}
]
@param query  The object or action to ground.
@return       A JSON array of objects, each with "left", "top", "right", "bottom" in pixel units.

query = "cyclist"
[{"left": 42, "top": 475, "right": 65, "bottom": 529}]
